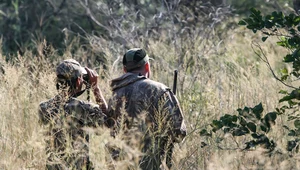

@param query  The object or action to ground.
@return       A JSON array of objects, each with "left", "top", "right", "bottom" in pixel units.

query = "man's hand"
[
  {"left": 84, "top": 67, "right": 99, "bottom": 87},
  {"left": 84, "top": 67, "right": 108, "bottom": 114}
]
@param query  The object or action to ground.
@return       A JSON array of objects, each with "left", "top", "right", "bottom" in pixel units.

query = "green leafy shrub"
[
  {"left": 201, "top": 7, "right": 300, "bottom": 154},
  {"left": 201, "top": 103, "right": 277, "bottom": 151}
]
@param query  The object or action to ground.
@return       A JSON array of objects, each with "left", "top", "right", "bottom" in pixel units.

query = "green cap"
[
  {"left": 56, "top": 59, "right": 87, "bottom": 80},
  {"left": 123, "top": 48, "right": 149, "bottom": 71}
]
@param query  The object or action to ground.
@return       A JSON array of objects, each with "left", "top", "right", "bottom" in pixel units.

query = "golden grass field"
[{"left": 0, "top": 25, "right": 299, "bottom": 170}]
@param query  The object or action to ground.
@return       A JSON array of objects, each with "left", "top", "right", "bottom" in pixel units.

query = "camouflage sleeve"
[
  {"left": 64, "top": 99, "right": 106, "bottom": 127},
  {"left": 160, "top": 89, "right": 187, "bottom": 143},
  {"left": 38, "top": 101, "right": 55, "bottom": 125},
  {"left": 84, "top": 103, "right": 106, "bottom": 127}
]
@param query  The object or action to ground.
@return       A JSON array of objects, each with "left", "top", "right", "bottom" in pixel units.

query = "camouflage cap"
[
  {"left": 56, "top": 59, "right": 87, "bottom": 80},
  {"left": 123, "top": 48, "right": 149, "bottom": 71}
]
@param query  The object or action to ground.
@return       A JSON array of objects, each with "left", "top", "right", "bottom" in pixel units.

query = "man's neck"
[{"left": 128, "top": 71, "right": 148, "bottom": 77}]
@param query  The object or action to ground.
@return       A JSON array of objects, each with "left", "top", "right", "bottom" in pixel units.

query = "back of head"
[
  {"left": 123, "top": 48, "right": 149, "bottom": 72},
  {"left": 56, "top": 59, "right": 87, "bottom": 90}
]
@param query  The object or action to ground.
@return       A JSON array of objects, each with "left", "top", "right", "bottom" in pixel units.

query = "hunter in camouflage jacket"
[
  {"left": 38, "top": 59, "right": 107, "bottom": 170},
  {"left": 39, "top": 94, "right": 105, "bottom": 169},
  {"left": 106, "top": 72, "right": 187, "bottom": 169}
]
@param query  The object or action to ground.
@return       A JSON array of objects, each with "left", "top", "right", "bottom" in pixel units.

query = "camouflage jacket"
[
  {"left": 38, "top": 94, "right": 105, "bottom": 152},
  {"left": 106, "top": 73, "right": 186, "bottom": 150}
]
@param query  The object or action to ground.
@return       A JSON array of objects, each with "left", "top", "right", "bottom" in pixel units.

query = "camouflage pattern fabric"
[
  {"left": 106, "top": 72, "right": 187, "bottom": 169},
  {"left": 39, "top": 95, "right": 105, "bottom": 170}
]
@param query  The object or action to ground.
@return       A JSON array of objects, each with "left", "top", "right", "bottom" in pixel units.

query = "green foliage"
[
  {"left": 238, "top": 7, "right": 300, "bottom": 153},
  {"left": 201, "top": 103, "right": 277, "bottom": 151},
  {"left": 239, "top": 8, "right": 300, "bottom": 81},
  {"left": 0, "top": 0, "right": 294, "bottom": 60},
  {"left": 0, "top": 0, "right": 235, "bottom": 64}
]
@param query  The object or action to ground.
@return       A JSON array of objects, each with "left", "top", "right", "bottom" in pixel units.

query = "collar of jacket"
[{"left": 110, "top": 72, "right": 146, "bottom": 91}]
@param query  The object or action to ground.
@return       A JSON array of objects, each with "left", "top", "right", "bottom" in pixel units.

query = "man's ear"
[
  {"left": 75, "top": 77, "right": 81, "bottom": 88},
  {"left": 123, "top": 67, "right": 127, "bottom": 73},
  {"left": 144, "top": 62, "right": 151, "bottom": 78},
  {"left": 145, "top": 62, "right": 150, "bottom": 72}
]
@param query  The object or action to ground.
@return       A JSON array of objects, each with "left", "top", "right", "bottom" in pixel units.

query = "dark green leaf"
[
  {"left": 264, "top": 121, "right": 271, "bottom": 129},
  {"left": 287, "top": 140, "right": 298, "bottom": 151},
  {"left": 251, "top": 133, "right": 263, "bottom": 139},
  {"left": 288, "top": 130, "right": 296, "bottom": 136},
  {"left": 211, "top": 120, "right": 223, "bottom": 132},
  {"left": 288, "top": 37, "right": 297, "bottom": 46},
  {"left": 291, "top": 89, "right": 300, "bottom": 100},
  {"left": 283, "top": 54, "right": 294, "bottom": 62},
  {"left": 289, "top": 28, "right": 296, "bottom": 35},
  {"left": 247, "top": 122, "right": 257, "bottom": 132},
  {"left": 201, "top": 142, "right": 207, "bottom": 148},
  {"left": 264, "top": 112, "right": 277, "bottom": 122},
  {"left": 232, "top": 115, "right": 238, "bottom": 122},
  {"left": 279, "top": 95, "right": 296, "bottom": 103},
  {"left": 281, "top": 75, "right": 288, "bottom": 81},
  {"left": 238, "top": 108, "right": 247, "bottom": 117},
  {"left": 200, "top": 129, "right": 212, "bottom": 136},
  {"left": 261, "top": 125, "right": 267, "bottom": 132},
  {"left": 253, "top": 103, "right": 263, "bottom": 119},
  {"left": 244, "top": 18, "right": 254, "bottom": 24},
  {"left": 265, "top": 20, "right": 273, "bottom": 28},
  {"left": 262, "top": 36, "right": 268, "bottom": 42},
  {"left": 250, "top": 8, "right": 261, "bottom": 17},
  {"left": 294, "top": 120, "right": 300, "bottom": 129},
  {"left": 240, "top": 117, "right": 247, "bottom": 126},
  {"left": 220, "top": 114, "right": 238, "bottom": 128},
  {"left": 238, "top": 20, "right": 247, "bottom": 25}
]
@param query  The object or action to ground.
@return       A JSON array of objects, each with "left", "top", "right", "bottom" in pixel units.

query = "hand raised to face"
[{"left": 84, "top": 67, "right": 99, "bottom": 88}]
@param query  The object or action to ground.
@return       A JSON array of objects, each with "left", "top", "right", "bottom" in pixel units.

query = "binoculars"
[
  {"left": 83, "top": 73, "right": 90, "bottom": 85},
  {"left": 83, "top": 74, "right": 92, "bottom": 90}
]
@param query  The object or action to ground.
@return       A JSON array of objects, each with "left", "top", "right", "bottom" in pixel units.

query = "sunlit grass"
[{"left": 0, "top": 25, "right": 298, "bottom": 170}]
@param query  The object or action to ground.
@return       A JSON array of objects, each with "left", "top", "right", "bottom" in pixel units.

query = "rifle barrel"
[{"left": 173, "top": 70, "right": 178, "bottom": 95}]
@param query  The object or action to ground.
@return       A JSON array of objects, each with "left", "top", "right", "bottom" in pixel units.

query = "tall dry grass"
[{"left": 0, "top": 25, "right": 298, "bottom": 170}]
